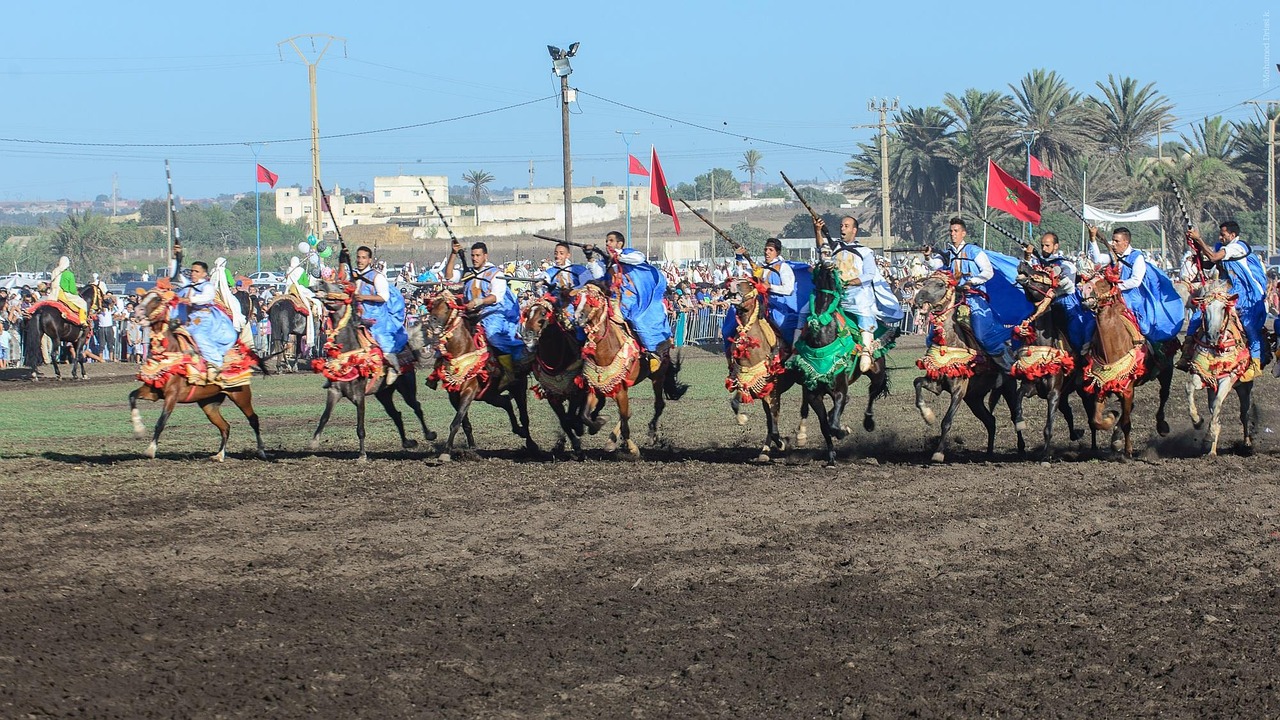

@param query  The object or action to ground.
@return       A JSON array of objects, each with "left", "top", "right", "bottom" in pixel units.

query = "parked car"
[{"left": 249, "top": 271, "right": 285, "bottom": 284}]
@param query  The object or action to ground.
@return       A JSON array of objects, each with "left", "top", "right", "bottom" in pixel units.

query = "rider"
[
  {"left": 1088, "top": 226, "right": 1183, "bottom": 344},
  {"left": 1183, "top": 220, "right": 1268, "bottom": 377},
  {"left": 925, "top": 217, "right": 1020, "bottom": 370},
  {"left": 176, "top": 258, "right": 239, "bottom": 381},
  {"left": 447, "top": 240, "right": 527, "bottom": 372},
  {"left": 730, "top": 237, "right": 803, "bottom": 350},
  {"left": 285, "top": 255, "right": 323, "bottom": 346},
  {"left": 820, "top": 215, "right": 904, "bottom": 372},
  {"left": 544, "top": 241, "right": 589, "bottom": 294},
  {"left": 1022, "top": 231, "right": 1095, "bottom": 354},
  {"left": 46, "top": 256, "right": 88, "bottom": 325},
  {"left": 583, "top": 231, "right": 673, "bottom": 369},
  {"left": 352, "top": 245, "right": 411, "bottom": 385}
]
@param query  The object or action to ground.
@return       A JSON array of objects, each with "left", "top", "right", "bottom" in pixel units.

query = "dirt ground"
[{"left": 1, "top": 347, "right": 1279, "bottom": 718}]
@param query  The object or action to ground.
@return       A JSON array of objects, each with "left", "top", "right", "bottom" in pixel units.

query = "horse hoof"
[
  {"left": 402, "top": 439, "right": 419, "bottom": 449},
  {"left": 423, "top": 430, "right": 438, "bottom": 442},
  {"left": 627, "top": 440, "right": 640, "bottom": 456},
  {"left": 737, "top": 414, "right": 749, "bottom": 426},
  {"left": 795, "top": 434, "right": 807, "bottom": 449},
  {"left": 755, "top": 452, "right": 771, "bottom": 464},
  {"left": 257, "top": 451, "right": 270, "bottom": 460},
  {"left": 931, "top": 452, "right": 945, "bottom": 463},
  {"left": 604, "top": 441, "right": 617, "bottom": 452},
  {"left": 210, "top": 452, "right": 225, "bottom": 463},
  {"left": 439, "top": 452, "right": 452, "bottom": 463},
  {"left": 1015, "top": 420, "right": 1027, "bottom": 432},
  {"left": 864, "top": 416, "right": 876, "bottom": 432},
  {"left": 1069, "top": 429, "right": 1085, "bottom": 442},
  {"left": 1157, "top": 420, "right": 1171, "bottom": 436},
  {"left": 920, "top": 407, "right": 936, "bottom": 426},
  {"left": 144, "top": 443, "right": 157, "bottom": 459},
  {"left": 356, "top": 455, "right": 370, "bottom": 464}
]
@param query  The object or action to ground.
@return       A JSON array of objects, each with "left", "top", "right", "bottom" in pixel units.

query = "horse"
[
  {"left": 127, "top": 288, "right": 268, "bottom": 462},
  {"left": 23, "top": 283, "right": 101, "bottom": 380},
  {"left": 519, "top": 293, "right": 592, "bottom": 456},
  {"left": 419, "top": 287, "right": 538, "bottom": 462},
  {"left": 266, "top": 293, "right": 309, "bottom": 373},
  {"left": 723, "top": 276, "right": 808, "bottom": 462},
  {"left": 1184, "top": 277, "right": 1256, "bottom": 456},
  {"left": 569, "top": 283, "right": 687, "bottom": 457},
  {"left": 1012, "top": 263, "right": 1096, "bottom": 460},
  {"left": 912, "top": 270, "right": 1026, "bottom": 463},
  {"left": 307, "top": 279, "right": 436, "bottom": 461},
  {"left": 1077, "top": 270, "right": 1175, "bottom": 457}
]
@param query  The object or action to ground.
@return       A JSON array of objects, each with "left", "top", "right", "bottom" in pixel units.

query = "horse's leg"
[
  {"left": 547, "top": 398, "right": 575, "bottom": 455},
  {"left": 863, "top": 367, "right": 887, "bottom": 432},
  {"left": 647, "top": 371, "right": 667, "bottom": 443},
  {"left": 730, "top": 392, "right": 748, "bottom": 426},
  {"left": 375, "top": 383, "right": 414, "bottom": 449},
  {"left": 396, "top": 373, "right": 436, "bottom": 442},
  {"left": 805, "top": 387, "right": 837, "bottom": 468},
  {"left": 442, "top": 387, "right": 477, "bottom": 462},
  {"left": 915, "top": 376, "right": 943, "bottom": 426},
  {"left": 795, "top": 378, "right": 810, "bottom": 448},
  {"left": 932, "top": 379, "right": 967, "bottom": 463},
  {"left": 1206, "top": 377, "right": 1235, "bottom": 457},
  {"left": 146, "top": 383, "right": 181, "bottom": 459},
  {"left": 129, "top": 387, "right": 146, "bottom": 437},
  {"left": 354, "top": 385, "right": 370, "bottom": 462},
  {"left": 1155, "top": 363, "right": 1173, "bottom": 436},
  {"left": 228, "top": 388, "right": 268, "bottom": 460},
  {"left": 1059, "top": 382, "right": 1083, "bottom": 442},
  {"left": 1119, "top": 390, "right": 1135, "bottom": 457},
  {"left": 1238, "top": 381, "right": 1255, "bottom": 455},
  {"left": 514, "top": 382, "right": 539, "bottom": 454},
  {"left": 964, "top": 380, "right": 999, "bottom": 458},
  {"left": 757, "top": 391, "right": 780, "bottom": 463},
  {"left": 309, "top": 385, "right": 343, "bottom": 452},
  {"left": 1042, "top": 377, "right": 1060, "bottom": 462},
  {"left": 1187, "top": 373, "right": 1205, "bottom": 430},
  {"left": 827, "top": 377, "right": 851, "bottom": 439},
  {"left": 197, "top": 395, "right": 231, "bottom": 462},
  {"left": 1003, "top": 377, "right": 1027, "bottom": 455},
  {"left": 617, "top": 389, "right": 637, "bottom": 456}
]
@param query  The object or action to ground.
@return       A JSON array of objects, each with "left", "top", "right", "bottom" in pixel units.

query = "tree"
[
  {"left": 461, "top": 169, "right": 494, "bottom": 226},
  {"left": 50, "top": 210, "right": 114, "bottom": 275},
  {"left": 138, "top": 199, "right": 167, "bottom": 225},
  {"left": 1085, "top": 75, "right": 1174, "bottom": 174},
  {"left": 1009, "top": 69, "right": 1097, "bottom": 176},
  {"left": 738, "top": 150, "right": 764, "bottom": 198},
  {"left": 693, "top": 168, "right": 742, "bottom": 200},
  {"left": 942, "top": 88, "right": 1018, "bottom": 182}
]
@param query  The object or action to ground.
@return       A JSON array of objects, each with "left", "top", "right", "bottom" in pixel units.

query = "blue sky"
[{"left": 1, "top": 0, "right": 1276, "bottom": 201}]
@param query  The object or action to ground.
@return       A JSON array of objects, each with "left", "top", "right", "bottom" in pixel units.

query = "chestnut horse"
[
  {"left": 1184, "top": 278, "right": 1256, "bottom": 456},
  {"left": 419, "top": 288, "right": 538, "bottom": 462},
  {"left": 128, "top": 288, "right": 268, "bottom": 462},
  {"left": 912, "top": 270, "right": 1026, "bottom": 463},
  {"left": 569, "top": 283, "right": 687, "bottom": 456},
  {"left": 307, "top": 280, "right": 436, "bottom": 461},
  {"left": 1078, "top": 271, "right": 1174, "bottom": 457},
  {"left": 1013, "top": 263, "right": 1096, "bottom": 460},
  {"left": 519, "top": 294, "right": 593, "bottom": 456}
]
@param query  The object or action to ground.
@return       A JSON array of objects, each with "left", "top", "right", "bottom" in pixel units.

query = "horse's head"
[
  {"left": 133, "top": 288, "right": 175, "bottom": 326},
  {"left": 418, "top": 287, "right": 465, "bottom": 346},
  {"left": 727, "top": 277, "right": 768, "bottom": 313},
  {"left": 519, "top": 295, "right": 556, "bottom": 350},
  {"left": 1078, "top": 268, "right": 1120, "bottom": 312},
  {"left": 912, "top": 271, "right": 956, "bottom": 308},
  {"left": 1018, "top": 263, "right": 1060, "bottom": 304},
  {"left": 808, "top": 261, "right": 844, "bottom": 316},
  {"left": 568, "top": 283, "right": 611, "bottom": 338},
  {"left": 1190, "top": 277, "right": 1238, "bottom": 347}
]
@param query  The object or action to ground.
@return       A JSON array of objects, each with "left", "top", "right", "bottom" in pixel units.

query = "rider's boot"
[
  {"left": 1175, "top": 336, "right": 1194, "bottom": 372},
  {"left": 858, "top": 337, "right": 879, "bottom": 373},
  {"left": 645, "top": 339, "right": 671, "bottom": 373}
]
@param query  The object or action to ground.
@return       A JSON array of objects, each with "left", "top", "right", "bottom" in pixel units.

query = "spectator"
[{"left": 95, "top": 300, "right": 116, "bottom": 361}]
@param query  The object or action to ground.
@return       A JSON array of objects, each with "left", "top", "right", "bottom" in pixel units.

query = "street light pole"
[
  {"left": 549, "top": 43, "right": 579, "bottom": 245},
  {"left": 1015, "top": 129, "right": 1040, "bottom": 244},
  {"left": 1246, "top": 100, "right": 1278, "bottom": 259},
  {"left": 616, "top": 130, "right": 639, "bottom": 243}
]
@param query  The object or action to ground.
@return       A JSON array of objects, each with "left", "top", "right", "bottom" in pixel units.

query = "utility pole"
[
  {"left": 868, "top": 97, "right": 898, "bottom": 249},
  {"left": 549, "top": 44, "right": 579, "bottom": 245},
  {"left": 528, "top": 159, "right": 534, "bottom": 189},
  {"left": 616, "top": 131, "right": 639, "bottom": 243},
  {"left": 278, "top": 34, "right": 346, "bottom": 243},
  {"left": 709, "top": 169, "right": 716, "bottom": 262}
]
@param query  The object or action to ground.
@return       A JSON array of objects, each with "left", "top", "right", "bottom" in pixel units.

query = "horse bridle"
[{"left": 1190, "top": 286, "right": 1240, "bottom": 352}]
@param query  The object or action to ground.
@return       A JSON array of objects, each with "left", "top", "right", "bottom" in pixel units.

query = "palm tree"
[
  {"left": 1086, "top": 75, "right": 1174, "bottom": 173},
  {"left": 50, "top": 210, "right": 113, "bottom": 276},
  {"left": 1136, "top": 150, "right": 1248, "bottom": 243},
  {"left": 1180, "top": 116, "right": 1235, "bottom": 161},
  {"left": 738, "top": 150, "right": 764, "bottom": 197},
  {"left": 942, "top": 88, "right": 1019, "bottom": 179},
  {"left": 461, "top": 169, "right": 494, "bottom": 226},
  {"left": 1009, "top": 69, "right": 1097, "bottom": 175}
]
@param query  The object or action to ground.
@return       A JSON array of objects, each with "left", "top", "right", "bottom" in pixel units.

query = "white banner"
[{"left": 1082, "top": 203, "right": 1161, "bottom": 223}]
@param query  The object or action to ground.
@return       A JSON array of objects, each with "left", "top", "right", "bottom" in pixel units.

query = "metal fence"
[{"left": 673, "top": 310, "right": 726, "bottom": 348}]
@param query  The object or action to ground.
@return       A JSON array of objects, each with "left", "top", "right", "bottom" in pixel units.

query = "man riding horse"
[
  {"left": 1087, "top": 226, "right": 1184, "bottom": 349},
  {"left": 174, "top": 256, "right": 255, "bottom": 384},
  {"left": 351, "top": 245, "right": 413, "bottom": 385},
  {"left": 46, "top": 256, "right": 89, "bottom": 326},
  {"left": 583, "top": 231, "right": 672, "bottom": 372},
  {"left": 445, "top": 240, "right": 527, "bottom": 375},
  {"left": 825, "top": 216, "right": 903, "bottom": 371},
  {"left": 1181, "top": 221, "right": 1268, "bottom": 382}
]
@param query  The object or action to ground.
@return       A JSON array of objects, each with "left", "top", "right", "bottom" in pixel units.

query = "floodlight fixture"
[{"left": 567, "top": 42, "right": 580, "bottom": 57}]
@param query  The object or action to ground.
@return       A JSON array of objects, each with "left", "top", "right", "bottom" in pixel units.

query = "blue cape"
[{"left": 980, "top": 249, "right": 1036, "bottom": 325}]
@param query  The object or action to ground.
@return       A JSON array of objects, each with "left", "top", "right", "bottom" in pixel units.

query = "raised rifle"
[
  {"left": 318, "top": 183, "right": 352, "bottom": 280},
  {"left": 678, "top": 198, "right": 758, "bottom": 272},
  {"left": 780, "top": 171, "right": 833, "bottom": 250},
  {"left": 532, "top": 233, "right": 590, "bottom": 251},
  {"left": 1046, "top": 184, "right": 1090, "bottom": 226},
  {"left": 165, "top": 159, "right": 183, "bottom": 279},
  {"left": 971, "top": 213, "right": 1031, "bottom": 254},
  {"left": 1171, "top": 178, "right": 1204, "bottom": 280},
  {"left": 420, "top": 178, "right": 472, "bottom": 281}
]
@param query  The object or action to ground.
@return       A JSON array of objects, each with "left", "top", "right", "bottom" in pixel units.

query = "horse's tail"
[
  {"left": 663, "top": 348, "right": 689, "bottom": 401},
  {"left": 23, "top": 311, "right": 45, "bottom": 369}
]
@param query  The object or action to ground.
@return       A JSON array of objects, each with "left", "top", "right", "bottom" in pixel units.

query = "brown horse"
[
  {"left": 1012, "top": 263, "right": 1096, "bottom": 460},
  {"left": 912, "top": 270, "right": 1025, "bottom": 463},
  {"left": 307, "top": 280, "right": 436, "bottom": 461},
  {"left": 569, "top": 283, "right": 687, "bottom": 456},
  {"left": 723, "top": 277, "right": 808, "bottom": 462},
  {"left": 1184, "top": 278, "right": 1256, "bottom": 456},
  {"left": 128, "top": 288, "right": 268, "bottom": 462},
  {"left": 1078, "top": 270, "right": 1174, "bottom": 457},
  {"left": 418, "top": 288, "right": 537, "bottom": 462},
  {"left": 519, "top": 294, "right": 592, "bottom": 456}
]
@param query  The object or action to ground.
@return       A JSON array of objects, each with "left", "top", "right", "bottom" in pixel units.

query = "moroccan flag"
[
  {"left": 649, "top": 146, "right": 681, "bottom": 235},
  {"left": 986, "top": 159, "right": 1041, "bottom": 224},
  {"left": 1029, "top": 155, "right": 1053, "bottom": 179},
  {"left": 256, "top": 164, "right": 279, "bottom": 188},
  {"left": 628, "top": 154, "right": 649, "bottom": 177}
]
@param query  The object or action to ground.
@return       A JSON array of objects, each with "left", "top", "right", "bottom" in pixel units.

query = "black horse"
[
  {"left": 24, "top": 283, "right": 101, "bottom": 380},
  {"left": 266, "top": 293, "right": 309, "bottom": 373},
  {"left": 307, "top": 280, "right": 436, "bottom": 461}
]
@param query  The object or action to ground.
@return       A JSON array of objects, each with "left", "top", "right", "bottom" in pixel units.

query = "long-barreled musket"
[
  {"left": 678, "top": 199, "right": 736, "bottom": 248},
  {"left": 420, "top": 178, "right": 471, "bottom": 280},
  {"left": 970, "top": 213, "right": 1030, "bottom": 254},
  {"left": 780, "top": 171, "right": 833, "bottom": 250},
  {"left": 1171, "top": 178, "right": 1204, "bottom": 280},
  {"left": 1046, "top": 184, "right": 1090, "bottom": 226},
  {"left": 532, "top": 233, "right": 590, "bottom": 251},
  {"left": 165, "top": 159, "right": 182, "bottom": 279},
  {"left": 318, "top": 183, "right": 352, "bottom": 280}
]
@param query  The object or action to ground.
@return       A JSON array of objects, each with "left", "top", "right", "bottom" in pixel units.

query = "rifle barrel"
[
  {"left": 677, "top": 199, "right": 735, "bottom": 245},
  {"left": 779, "top": 171, "right": 832, "bottom": 247}
]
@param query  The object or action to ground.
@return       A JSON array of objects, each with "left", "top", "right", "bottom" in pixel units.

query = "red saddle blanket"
[{"left": 28, "top": 300, "right": 85, "bottom": 325}]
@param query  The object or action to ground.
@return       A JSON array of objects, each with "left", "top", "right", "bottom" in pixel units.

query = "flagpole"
[
  {"left": 249, "top": 144, "right": 264, "bottom": 274},
  {"left": 1080, "top": 169, "right": 1088, "bottom": 256},
  {"left": 982, "top": 160, "right": 990, "bottom": 251}
]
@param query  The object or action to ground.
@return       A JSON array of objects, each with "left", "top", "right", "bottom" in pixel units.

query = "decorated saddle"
[
  {"left": 28, "top": 300, "right": 87, "bottom": 326},
  {"left": 138, "top": 326, "right": 258, "bottom": 389}
]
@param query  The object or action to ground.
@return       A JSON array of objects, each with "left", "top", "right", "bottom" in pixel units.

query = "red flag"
[
  {"left": 649, "top": 147, "right": 681, "bottom": 235},
  {"left": 256, "top": 164, "right": 278, "bottom": 188},
  {"left": 1029, "top": 155, "right": 1053, "bottom": 179},
  {"left": 628, "top": 154, "right": 649, "bottom": 177},
  {"left": 986, "top": 159, "right": 1041, "bottom": 224}
]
